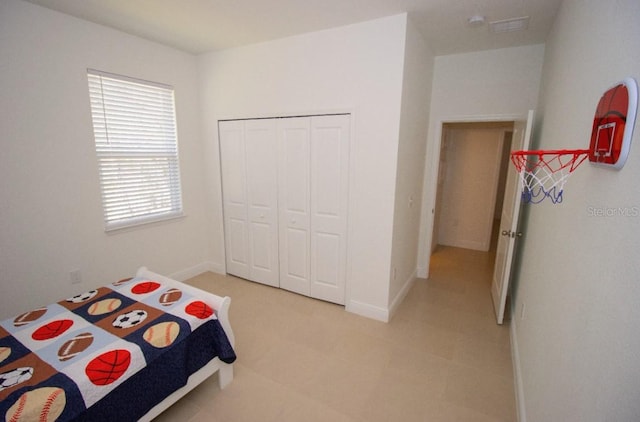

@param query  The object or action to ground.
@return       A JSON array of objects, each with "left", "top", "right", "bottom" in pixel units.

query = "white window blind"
[{"left": 87, "top": 69, "right": 183, "bottom": 231}]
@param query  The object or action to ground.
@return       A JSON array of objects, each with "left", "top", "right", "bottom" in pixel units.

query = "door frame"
[
  {"left": 434, "top": 123, "right": 512, "bottom": 252},
  {"left": 418, "top": 113, "right": 526, "bottom": 279}
]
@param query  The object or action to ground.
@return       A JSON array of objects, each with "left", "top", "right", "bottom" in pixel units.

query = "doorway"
[{"left": 430, "top": 121, "right": 514, "bottom": 309}]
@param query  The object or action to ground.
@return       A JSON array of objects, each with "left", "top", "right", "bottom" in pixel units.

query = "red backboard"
[{"left": 589, "top": 78, "right": 638, "bottom": 169}]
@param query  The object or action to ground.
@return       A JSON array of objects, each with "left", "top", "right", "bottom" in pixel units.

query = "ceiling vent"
[{"left": 489, "top": 16, "right": 530, "bottom": 33}]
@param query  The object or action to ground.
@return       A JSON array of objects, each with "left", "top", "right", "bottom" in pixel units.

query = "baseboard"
[
  {"left": 346, "top": 300, "right": 389, "bottom": 322},
  {"left": 205, "top": 261, "right": 226, "bottom": 275},
  {"left": 442, "top": 239, "right": 489, "bottom": 252},
  {"left": 510, "top": 309, "right": 527, "bottom": 422},
  {"left": 388, "top": 270, "right": 417, "bottom": 320},
  {"left": 169, "top": 261, "right": 225, "bottom": 282},
  {"left": 182, "top": 261, "right": 396, "bottom": 324},
  {"left": 417, "top": 264, "right": 428, "bottom": 279}
]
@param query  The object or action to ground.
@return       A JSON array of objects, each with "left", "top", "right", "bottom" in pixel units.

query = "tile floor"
[{"left": 154, "top": 245, "right": 516, "bottom": 421}]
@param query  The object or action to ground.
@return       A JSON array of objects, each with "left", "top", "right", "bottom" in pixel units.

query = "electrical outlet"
[{"left": 70, "top": 269, "right": 82, "bottom": 285}]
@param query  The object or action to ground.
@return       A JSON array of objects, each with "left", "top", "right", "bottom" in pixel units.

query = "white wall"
[
  {"left": 513, "top": 1, "right": 640, "bottom": 421},
  {"left": 437, "top": 126, "right": 504, "bottom": 251},
  {"left": 198, "top": 14, "right": 408, "bottom": 320},
  {"left": 0, "top": 0, "right": 207, "bottom": 318},
  {"left": 388, "top": 17, "right": 434, "bottom": 312},
  {"left": 418, "top": 44, "right": 546, "bottom": 277}
]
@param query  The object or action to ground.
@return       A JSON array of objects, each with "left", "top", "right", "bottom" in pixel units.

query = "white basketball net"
[{"left": 511, "top": 150, "right": 589, "bottom": 204}]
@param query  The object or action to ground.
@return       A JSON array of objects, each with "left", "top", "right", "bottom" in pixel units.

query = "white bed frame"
[{"left": 135, "top": 267, "right": 235, "bottom": 422}]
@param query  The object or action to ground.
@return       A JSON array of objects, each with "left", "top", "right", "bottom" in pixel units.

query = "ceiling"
[{"left": 24, "top": 0, "right": 562, "bottom": 56}]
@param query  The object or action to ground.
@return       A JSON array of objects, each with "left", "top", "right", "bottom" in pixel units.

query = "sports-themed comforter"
[{"left": 0, "top": 276, "right": 236, "bottom": 421}]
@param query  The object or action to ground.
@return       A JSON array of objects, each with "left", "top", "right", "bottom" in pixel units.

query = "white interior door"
[
  {"left": 219, "top": 120, "right": 250, "bottom": 279},
  {"left": 278, "top": 117, "right": 311, "bottom": 296},
  {"left": 309, "top": 115, "right": 349, "bottom": 305},
  {"left": 491, "top": 110, "right": 534, "bottom": 324}
]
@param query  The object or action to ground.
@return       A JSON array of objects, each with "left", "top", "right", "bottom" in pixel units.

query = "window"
[{"left": 87, "top": 69, "right": 183, "bottom": 231}]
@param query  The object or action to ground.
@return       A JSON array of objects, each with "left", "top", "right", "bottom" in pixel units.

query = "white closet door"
[
  {"left": 243, "top": 119, "right": 279, "bottom": 287},
  {"left": 219, "top": 119, "right": 279, "bottom": 287},
  {"left": 219, "top": 120, "right": 250, "bottom": 279},
  {"left": 278, "top": 117, "right": 311, "bottom": 296},
  {"left": 221, "top": 115, "right": 349, "bottom": 304},
  {"left": 310, "top": 115, "right": 349, "bottom": 305}
]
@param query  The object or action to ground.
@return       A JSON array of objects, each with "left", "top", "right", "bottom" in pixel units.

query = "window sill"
[{"left": 104, "top": 212, "right": 186, "bottom": 234}]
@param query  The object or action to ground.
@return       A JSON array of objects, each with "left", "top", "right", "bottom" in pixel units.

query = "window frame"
[{"left": 87, "top": 69, "right": 184, "bottom": 232}]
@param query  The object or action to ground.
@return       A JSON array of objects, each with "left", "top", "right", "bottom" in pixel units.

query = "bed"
[{"left": 0, "top": 267, "right": 236, "bottom": 421}]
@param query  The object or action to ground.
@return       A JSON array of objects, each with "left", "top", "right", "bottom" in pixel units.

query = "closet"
[{"left": 219, "top": 114, "right": 350, "bottom": 305}]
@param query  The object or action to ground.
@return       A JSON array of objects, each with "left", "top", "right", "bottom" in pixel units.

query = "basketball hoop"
[{"left": 511, "top": 149, "right": 589, "bottom": 204}]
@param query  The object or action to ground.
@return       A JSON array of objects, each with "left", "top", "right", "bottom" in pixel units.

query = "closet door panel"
[
  {"left": 219, "top": 120, "right": 250, "bottom": 279},
  {"left": 278, "top": 118, "right": 311, "bottom": 296},
  {"left": 310, "top": 115, "right": 349, "bottom": 305},
  {"left": 315, "top": 232, "right": 340, "bottom": 284},
  {"left": 244, "top": 119, "right": 279, "bottom": 287},
  {"left": 285, "top": 227, "right": 308, "bottom": 278},
  {"left": 227, "top": 218, "right": 249, "bottom": 267},
  {"left": 250, "top": 221, "right": 274, "bottom": 269}
]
